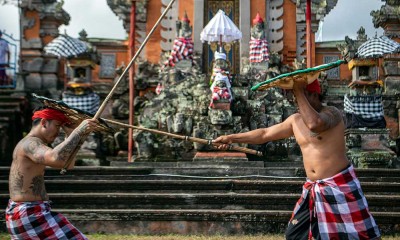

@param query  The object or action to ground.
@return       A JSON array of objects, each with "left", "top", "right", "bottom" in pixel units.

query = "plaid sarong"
[
  {"left": 344, "top": 95, "right": 384, "bottom": 120},
  {"left": 164, "top": 37, "right": 194, "bottom": 67},
  {"left": 290, "top": 165, "right": 380, "bottom": 239},
  {"left": 249, "top": 38, "right": 269, "bottom": 63},
  {"left": 6, "top": 200, "right": 88, "bottom": 240},
  {"left": 62, "top": 92, "right": 100, "bottom": 115}
]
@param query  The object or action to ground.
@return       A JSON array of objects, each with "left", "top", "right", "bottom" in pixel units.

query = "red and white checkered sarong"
[
  {"left": 290, "top": 165, "right": 381, "bottom": 239},
  {"left": 6, "top": 200, "right": 88, "bottom": 240},
  {"left": 249, "top": 38, "right": 269, "bottom": 63},
  {"left": 164, "top": 37, "right": 194, "bottom": 67}
]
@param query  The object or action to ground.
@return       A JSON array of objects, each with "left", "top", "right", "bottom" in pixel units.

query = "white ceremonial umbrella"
[
  {"left": 200, "top": 9, "right": 242, "bottom": 52},
  {"left": 357, "top": 35, "right": 400, "bottom": 58},
  {"left": 44, "top": 34, "right": 88, "bottom": 58}
]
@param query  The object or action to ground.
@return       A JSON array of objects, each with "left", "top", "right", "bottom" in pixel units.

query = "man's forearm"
[
  {"left": 227, "top": 129, "right": 268, "bottom": 145},
  {"left": 53, "top": 123, "right": 88, "bottom": 163}
]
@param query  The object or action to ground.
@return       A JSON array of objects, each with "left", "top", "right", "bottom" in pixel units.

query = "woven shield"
[{"left": 33, "top": 94, "right": 114, "bottom": 133}]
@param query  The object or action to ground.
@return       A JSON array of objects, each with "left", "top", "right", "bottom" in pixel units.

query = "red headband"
[
  {"left": 306, "top": 79, "right": 321, "bottom": 94},
  {"left": 32, "top": 108, "right": 69, "bottom": 124}
]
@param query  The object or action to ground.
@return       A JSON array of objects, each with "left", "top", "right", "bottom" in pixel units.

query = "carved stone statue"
[
  {"left": 249, "top": 13, "right": 269, "bottom": 65},
  {"left": 133, "top": 130, "right": 155, "bottom": 160},
  {"left": 133, "top": 117, "right": 157, "bottom": 160},
  {"left": 209, "top": 74, "right": 233, "bottom": 109},
  {"left": 176, "top": 11, "right": 193, "bottom": 39},
  {"left": 163, "top": 11, "right": 194, "bottom": 68},
  {"left": 210, "top": 51, "right": 231, "bottom": 85}
]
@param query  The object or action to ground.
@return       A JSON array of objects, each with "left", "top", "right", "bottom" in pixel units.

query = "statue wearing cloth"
[
  {"left": 6, "top": 107, "right": 98, "bottom": 240},
  {"left": 213, "top": 79, "right": 381, "bottom": 239}
]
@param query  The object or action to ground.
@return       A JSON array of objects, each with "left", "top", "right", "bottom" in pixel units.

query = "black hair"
[{"left": 31, "top": 106, "right": 47, "bottom": 126}]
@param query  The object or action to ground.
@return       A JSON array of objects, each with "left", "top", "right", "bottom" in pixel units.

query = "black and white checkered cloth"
[
  {"left": 357, "top": 35, "right": 400, "bottom": 58},
  {"left": 44, "top": 34, "right": 88, "bottom": 58},
  {"left": 344, "top": 94, "right": 384, "bottom": 119},
  {"left": 62, "top": 92, "right": 100, "bottom": 115}
]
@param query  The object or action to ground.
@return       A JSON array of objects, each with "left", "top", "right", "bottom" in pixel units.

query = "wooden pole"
[
  {"left": 128, "top": 0, "right": 136, "bottom": 162},
  {"left": 306, "top": 0, "right": 313, "bottom": 68},
  {"left": 103, "top": 118, "right": 263, "bottom": 157}
]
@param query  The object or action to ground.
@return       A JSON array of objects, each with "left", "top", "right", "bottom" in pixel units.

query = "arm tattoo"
[
  {"left": 25, "top": 138, "right": 48, "bottom": 164},
  {"left": 56, "top": 123, "right": 88, "bottom": 161},
  {"left": 322, "top": 106, "right": 342, "bottom": 129},
  {"left": 30, "top": 175, "right": 47, "bottom": 200}
]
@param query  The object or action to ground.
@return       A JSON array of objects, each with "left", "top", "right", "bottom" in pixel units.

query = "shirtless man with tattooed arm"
[
  {"left": 6, "top": 107, "right": 97, "bottom": 240},
  {"left": 214, "top": 80, "right": 381, "bottom": 239}
]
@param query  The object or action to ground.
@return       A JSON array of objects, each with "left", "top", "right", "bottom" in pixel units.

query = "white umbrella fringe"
[{"left": 200, "top": 9, "right": 242, "bottom": 44}]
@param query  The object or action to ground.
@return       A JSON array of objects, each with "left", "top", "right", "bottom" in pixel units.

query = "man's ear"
[{"left": 41, "top": 118, "right": 48, "bottom": 128}]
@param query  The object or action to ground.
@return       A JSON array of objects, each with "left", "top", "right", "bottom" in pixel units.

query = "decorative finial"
[
  {"left": 182, "top": 10, "right": 190, "bottom": 24},
  {"left": 253, "top": 12, "right": 264, "bottom": 25}
]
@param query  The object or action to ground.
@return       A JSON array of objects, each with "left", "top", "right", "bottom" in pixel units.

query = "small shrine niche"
[
  {"left": 347, "top": 59, "right": 380, "bottom": 95},
  {"left": 344, "top": 58, "right": 395, "bottom": 169},
  {"left": 67, "top": 59, "right": 95, "bottom": 84}
]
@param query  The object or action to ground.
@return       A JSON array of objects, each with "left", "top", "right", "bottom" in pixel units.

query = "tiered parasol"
[{"left": 200, "top": 9, "right": 242, "bottom": 52}]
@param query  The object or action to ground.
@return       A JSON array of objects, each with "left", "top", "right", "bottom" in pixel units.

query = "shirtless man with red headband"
[
  {"left": 214, "top": 80, "right": 381, "bottom": 239},
  {"left": 6, "top": 107, "right": 98, "bottom": 240}
]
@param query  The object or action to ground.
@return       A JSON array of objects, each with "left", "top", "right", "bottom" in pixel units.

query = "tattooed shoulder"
[
  {"left": 322, "top": 106, "right": 343, "bottom": 128},
  {"left": 22, "top": 137, "right": 48, "bottom": 164}
]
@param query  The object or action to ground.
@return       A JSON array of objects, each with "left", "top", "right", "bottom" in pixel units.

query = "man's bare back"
[
  {"left": 290, "top": 107, "right": 349, "bottom": 181},
  {"left": 9, "top": 137, "right": 49, "bottom": 202}
]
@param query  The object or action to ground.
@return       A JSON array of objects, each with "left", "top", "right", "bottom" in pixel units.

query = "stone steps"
[
  {"left": 1, "top": 192, "right": 398, "bottom": 211},
  {"left": 3, "top": 165, "right": 400, "bottom": 180},
  {"left": 44, "top": 209, "right": 400, "bottom": 225},
  {"left": 1, "top": 179, "right": 399, "bottom": 194},
  {"left": 1, "top": 165, "right": 400, "bottom": 235}
]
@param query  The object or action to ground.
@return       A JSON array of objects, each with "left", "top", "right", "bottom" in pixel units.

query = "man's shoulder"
[
  {"left": 286, "top": 113, "right": 301, "bottom": 123},
  {"left": 322, "top": 105, "right": 342, "bottom": 115},
  {"left": 17, "top": 136, "right": 44, "bottom": 149}
]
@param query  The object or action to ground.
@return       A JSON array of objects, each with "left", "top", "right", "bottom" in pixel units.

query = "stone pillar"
[
  {"left": 193, "top": 0, "right": 204, "bottom": 54},
  {"left": 20, "top": 0, "right": 70, "bottom": 97},
  {"left": 239, "top": 0, "right": 250, "bottom": 66}
]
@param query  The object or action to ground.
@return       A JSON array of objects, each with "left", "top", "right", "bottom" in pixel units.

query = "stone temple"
[{"left": 0, "top": 0, "right": 399, "bottom": 236}]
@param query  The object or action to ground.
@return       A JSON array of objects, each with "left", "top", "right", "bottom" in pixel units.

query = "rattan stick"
[{"left": 103, "top": 118, "right": 263, "bottom": 157}]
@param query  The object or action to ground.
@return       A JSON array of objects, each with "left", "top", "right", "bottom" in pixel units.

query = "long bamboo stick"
[
  {"left": 103, "top": 118, "right": 263, "bottom": 157},
  {"left": 60, "top": 0, "right": 177, "bottom": 174}
]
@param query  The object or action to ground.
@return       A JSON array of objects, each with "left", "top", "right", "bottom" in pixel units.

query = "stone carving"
[
  {"left": 371, "top": 1, "right": 400, "bottom": 37},
  {"left": 133, "top": 129, "right": 155, "bottom": 160},
  {"left": 114, "top": 127, "right": 128, "bottom": 155},
  {"left": 163, "top": 11, "right": 194, "bottom": 69},
  {"left": 345, "top": 129, "right": 396, "bottom": 168},
  {"left": 249, "top": 13, "right": 269, "bottom": 65},
  {"left": 337, "top": 36, "right": 357, "bottom": 62},
  {"left": 209, "top": 74, "right": 233, "bottom": 108},
  {"left": 210, "top": 51, "right": 231, "bottom": 85},
  {"left": 268, "top": 0, "right": 284, "bottom": 53}
]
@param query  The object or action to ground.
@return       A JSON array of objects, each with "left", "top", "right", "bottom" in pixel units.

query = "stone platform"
[
  {"left": 1, "top": 165, "right": 399, "bottom": 235},
  {"left": 193, "top": 151, "right": 248, "bottom": 161}
]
